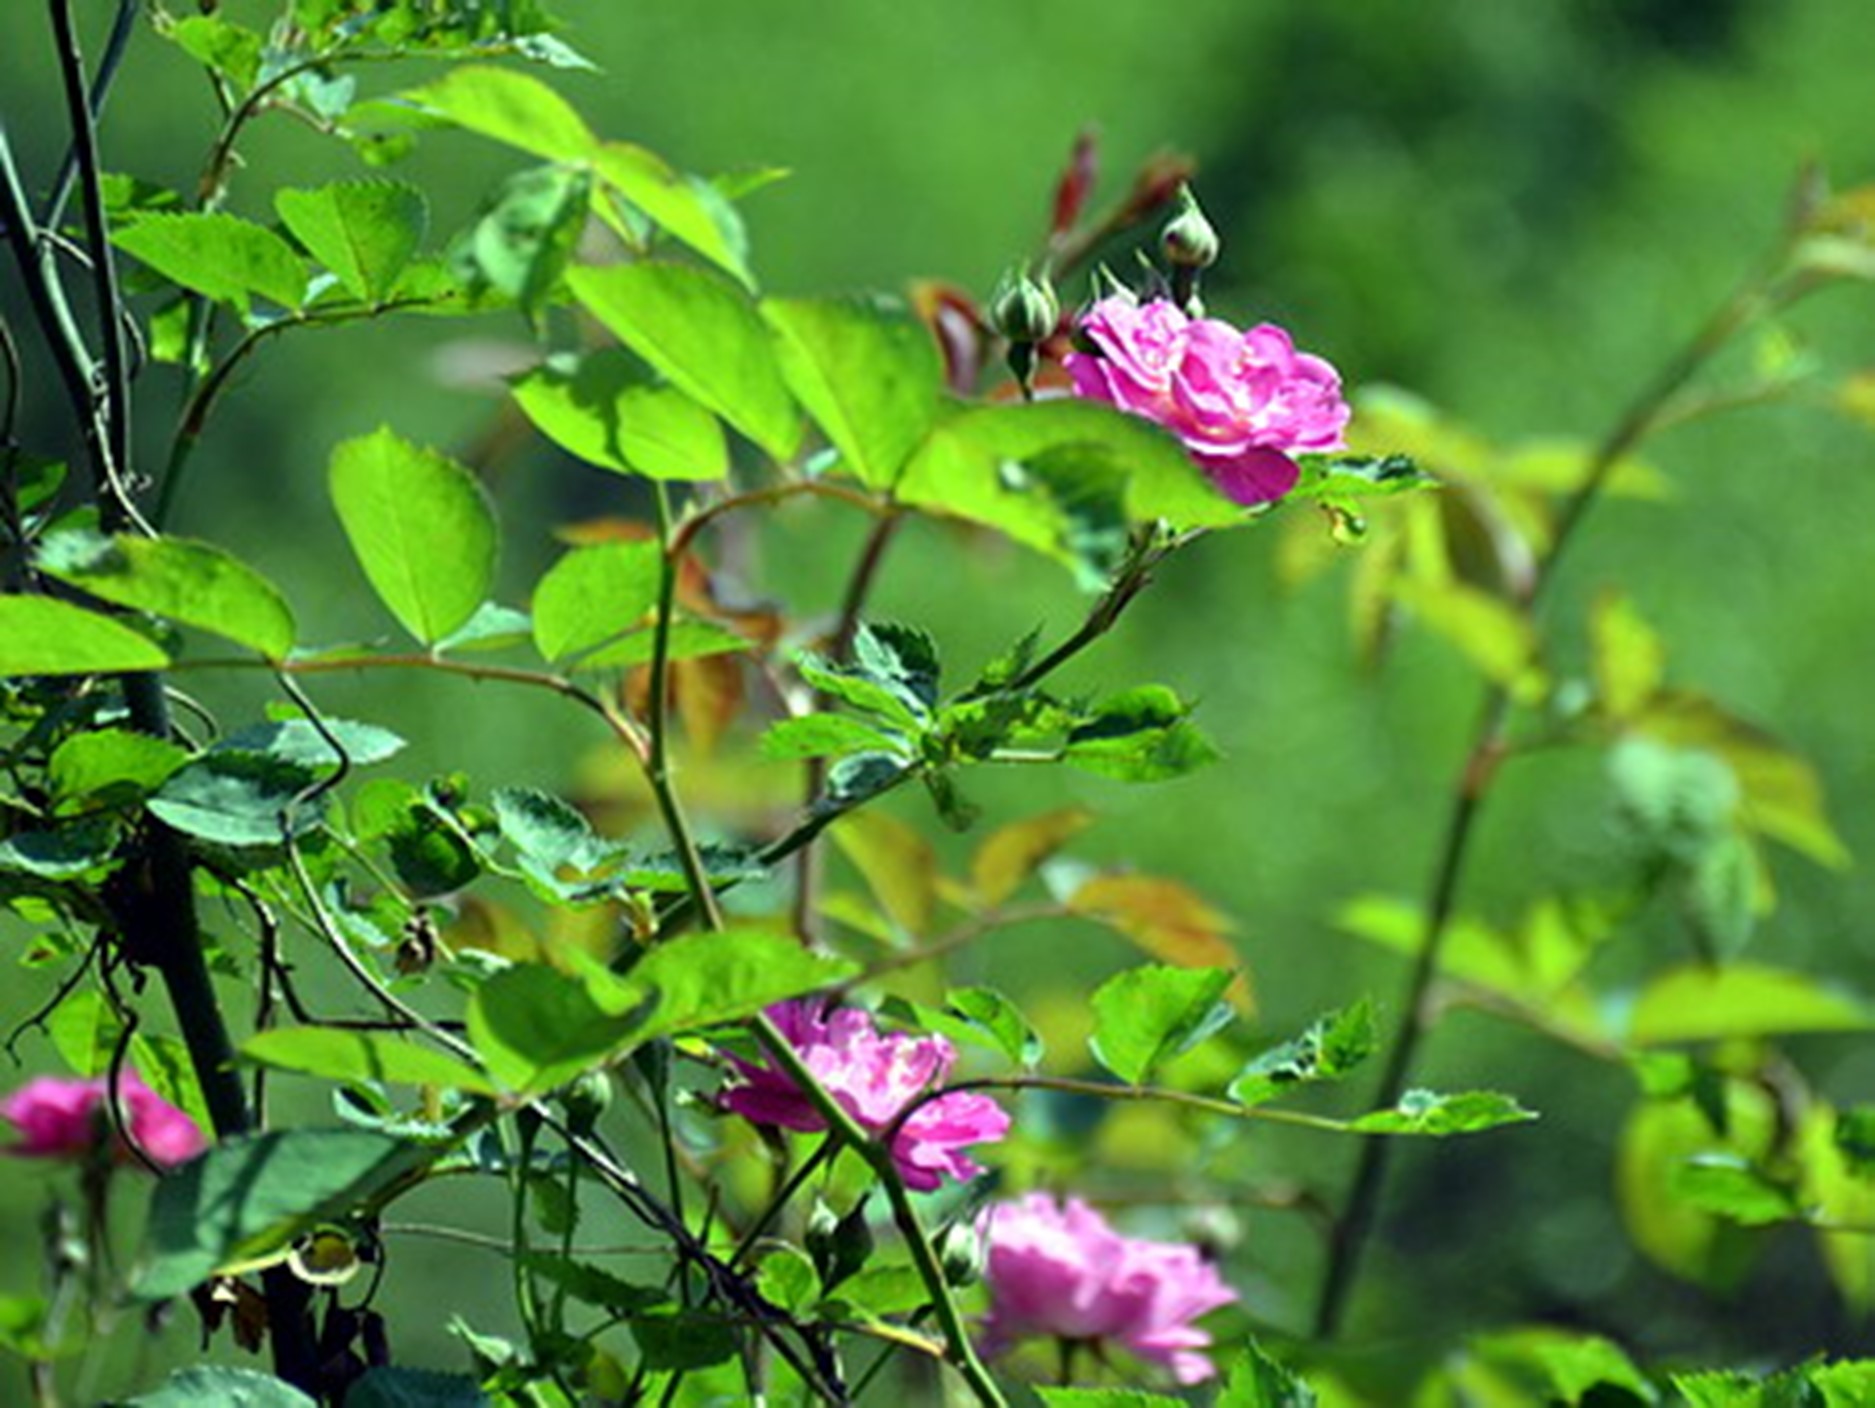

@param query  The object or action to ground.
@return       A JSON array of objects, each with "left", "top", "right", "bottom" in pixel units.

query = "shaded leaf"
[
  {"left": 139, "top": 1130, "right": 425, "bottom": 1299},
  {"left": 126, "top": 1366, "right": 315, "bottom": 1408},
  {"left": 831, "top": 809, "right": 937, "bottom": 936}
]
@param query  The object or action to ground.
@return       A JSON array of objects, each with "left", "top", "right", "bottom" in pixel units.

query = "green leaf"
[
  {"left": 243, "top": 1028, "right": 498, "bottom": 1096},
  {"left": 511, "top": 350, "right": 727, "bottom": 480},
  {"left": 217, "top": 718, "right": 406, "bottom": 770},
  {"left": 1349, "top": 1088, "right": 1537, "bottom": 1135},
  {"left": 1457, "top": 1329, "right": 1657, "bottom": 1407},
  {"left": 46, "top": 990, "right": 126, "bottom": 1077},
  {"left": 573, "top": 619, "right": 748, "bottom": 671},
  {"left": 402, "top": 65, "right": 594, "bottom": 161},
  {"left": 132, "top": 1033, "right": 212, "bottom": 1143},
  {"left": 126, "top": 1366, "right": 316, "bottom": 1408},
  {"left": 1608, "top": 736, "right": 1739, "bottom": 864},
  {"left": 49, "top": 728, "right": 189, "bottom": 811},
  {"left": 1063, "top": 685, "right": 1220, "bottom": 783},
  {"left": 899, "top": 399, "right": 1240, "bottom": 542},
  {"left": 796, "top": 653, "right": 924, "bottom": 730},
  {"left": 1216, "top": 1340, "right": 1319, "bottom": 1407},
  {"left": 916, "top": 986, "right": 1043, "bottom": 1067},
  {"left": 459, "top": 164, "right": 590, "bottom": 324},
  {"left": 466, "top": 963, "right": 648, "bottom": 1093},
  {"left": 1229, "top": 1000, "right": 1377, "bottom": 1107},
  {"left": 139, "top": 1130, "right": 425, "bottom": 1299},
  {"left": 0, "top": 594, "right": 170, "bottom": 676},
  {"left": 519, "top": 1257, "right": 664, "bottom": 1315},
  {"left": 759, "top": 713, "right": 903, "bottom": 762},
  {"left": 112, "top": 212, "right": 304, "bottom": 314},
  {"left": 1627, "top": 963, "right": 1874, "bottom": 1045},
  {"left": 163, "top": 16, "right": 265, "bottom": 89},
  {"left": 1034, "top": 1391, "right": 1183, "bottom": 1408},
  {"left": 1392, "top": 576, "right": 1542, "bottom": 695},
  {"left": 592, "top": 142, "right": 754, "bottom": 288},
  {"left": 329, "top": 427, "right": 498, "bottom": 645},
  {"left": 1088, "top": 964, "right": 1235, "bottom": 1085},
  {"left": 275, "top": 180, "right": 428, "bottom": 303},
  {"left": 1288, "top": 453, "right": 1434, "bottom": 503},
  {"left": 1591, "top": 590, "right": 1665, "bottom": 720},
  {"left": 567, "top": 262, "right": 800, "bottom": 460},
  {"left": 148, "top": 752, "right": 324, "bottom": 847},
  {"left": 852, "top": 622, "right": 941, "bottom": 715},
  {"left": 345, "top": 1368, "right": 492, "bottom": 1408},
  {"left": 630, "top": 1307, "right": 737, "bottom": 1371},
  {"left": 629, "top": 929, "right": 857, "bottom": 1041},
  {"left": 1672, "top": 1153, "right": 1802, "bottom": 1226},
  {"left": 0, "top": 818, "right": 120, "bottom": 879},
  {"left": 761, "top": 296, "right": 944, "bottom": 488},
  {"left": 38, "top": 531, "right": 295, "bottom": 658},
  {"left": 755, "top": 1246, "right": 821, "bottom": 1316},
  {"left": 435, "top": 601, "right": 532, "bottom": 654},
  {"left": 529, "top": 541, "right": 662, "bottom": 663}
]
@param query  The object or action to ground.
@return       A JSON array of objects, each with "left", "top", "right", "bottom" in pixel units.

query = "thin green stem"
[
  {"left": 648, "top": 482, "right": 726, "bottom": 931},
  {"left": 730, "top": 1136, "right": 835, "bottom": 1272},
  {"left": 1310, "top": 245, "right": 1791, "bottom": 1342}
]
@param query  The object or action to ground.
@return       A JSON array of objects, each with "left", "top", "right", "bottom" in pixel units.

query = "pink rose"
[
  {"left": 1065, "top": 293, "right": 1350, "bottom": 505},
  {"left": 721, "top": 1000, "right": 1009, "bottom": 1191},
  {"left": 980, "top": 1192, "right": 1238, "bottom": 1384},
  {"left": 2, "top": 1072, "right": 208, "bottom": 1170}
]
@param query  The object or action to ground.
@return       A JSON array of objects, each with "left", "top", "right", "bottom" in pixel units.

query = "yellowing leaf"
[
  {"left": 1069, "top": 875, "right": 1250, "bottom": 1011},
  {"left": 970, "top": 806, "right": 1094, "bottom": 908},
  {"left": 1590, "top": 590, "right": 1665, "bottom": 720},
  {"left": 831, "top": 810, "right": 937, "bottom": 937}
]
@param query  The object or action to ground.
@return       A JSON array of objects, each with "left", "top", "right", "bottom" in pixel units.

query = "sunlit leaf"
[
  {"left": 275, "top": 179, "right": 428, "bottom": 303},
  {"left": 0, "top": 595, "right": 170, "bottom": 676},
  {"left": 530, "top": 541, "right": 662, "bottom": 663},
  {"left": 1627, "top": 963, "right": 1873, "bottom": 1045},
  {"left": 329, "top": 428, "right": 498, "bottom": 646},
  {"left": 1349, "top": 1089, "right": 1536, "bottom": 1136},
  {"left": 762, "top": 296, "right": 944, "bottom": 488},
  {"left": 1088, "top": 965, "right": 1235, "bottom": 1086},
  {"left": 38, "top": 531, "right": 296, "bottom": 658},
  {"left": 1229, "top": 1001, "right": 1375, "bottom": 1107},
  {"left": 112, "top": 212, "right": 305, "bottom": 313},
  {"left": 512, "top": 350, "right": 727, "bottom": 481},
  {"left": 568, "top": 262, "right": 800, "bottom": 460},
  {"left": 243, "top": 1028, "right": 498, "bottom": 1096}
]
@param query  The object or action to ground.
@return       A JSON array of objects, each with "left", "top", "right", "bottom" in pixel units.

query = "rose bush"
[{"left": 1, "top": 1073, "right": 205, "bottom": 1170}]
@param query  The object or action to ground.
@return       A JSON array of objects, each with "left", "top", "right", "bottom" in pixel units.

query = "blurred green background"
[{"left": 4, "top": 0, "right": 1875, "bottom": 1395}]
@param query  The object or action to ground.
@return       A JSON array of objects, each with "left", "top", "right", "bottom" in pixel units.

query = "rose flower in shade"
[
  {"left": 1065, "top": 292, "right": 1350, "bottom": 506},
  {"left": 979, "top": 1192, "right": 1238, "bottom": 1384},
  {"left": 2, "top": 1072, "right": 207, "bottom": 1170},
  {"left": 720, "top": 1000, "right": 1009, "bottom": 1191}
]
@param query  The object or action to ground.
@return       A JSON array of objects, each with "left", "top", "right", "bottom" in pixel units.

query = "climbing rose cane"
[
  {"left": 979, "top": 1192, "right": 1238, "bottom": 1384},
  {"left": 1, "top": 1072, "right": 207, "bottom": 1169},
  {"left": 1065, "top": 291, "right": 1350, "bottom": 506},
  {"left": 721, "top": 1000, "right": 1009, "bottom": 1191}
]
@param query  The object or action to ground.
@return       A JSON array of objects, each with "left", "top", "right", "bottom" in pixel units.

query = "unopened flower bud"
[
  {"left": 936, "top": 1221, "right": 983, "bottom": 1288},
  {"left": 558, "top": 1070, "right": 612, "bottom": 1136},
  {"left": 989, "top": 266, "right": 1060, "bottom": 346},
  {"left": 1160, "top": 184, "right": 1220, "bottom": 271}
]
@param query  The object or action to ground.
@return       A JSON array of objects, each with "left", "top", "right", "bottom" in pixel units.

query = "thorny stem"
[{"left": 1311, "top": 242, "right": 1795, "bottom": 1342}]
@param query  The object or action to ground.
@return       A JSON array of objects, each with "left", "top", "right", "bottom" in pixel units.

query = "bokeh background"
[{"left": 4, "top": 0, "right": 1875, "bottom": 1396}]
